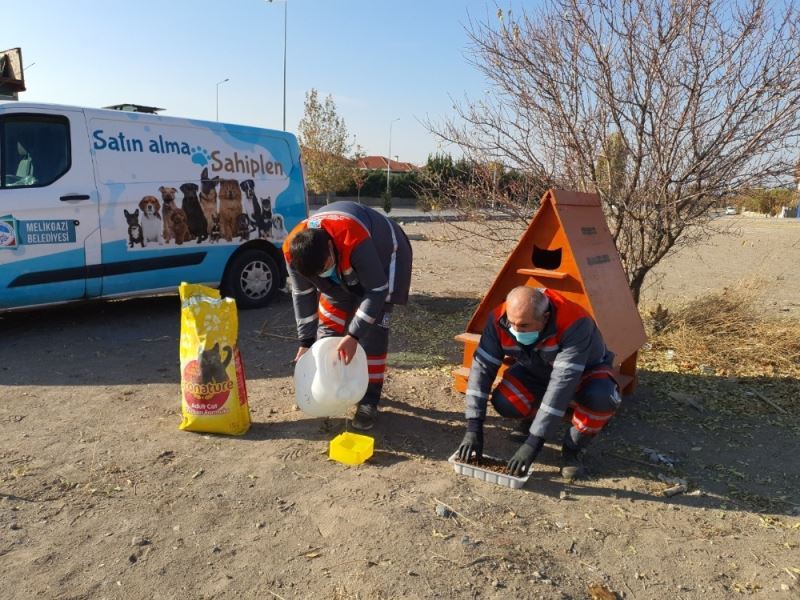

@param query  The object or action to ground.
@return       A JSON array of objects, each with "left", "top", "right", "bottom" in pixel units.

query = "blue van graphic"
[{"left": 0, "top": 103, "right": 308, "bottom": 311}]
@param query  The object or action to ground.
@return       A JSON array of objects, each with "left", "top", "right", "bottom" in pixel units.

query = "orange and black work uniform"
[
  {"left": 283, "top": 201, "right": 412, "bottom": 407},
  {"left": 465, "top": 289, "right": 621, "bottom": 443}
]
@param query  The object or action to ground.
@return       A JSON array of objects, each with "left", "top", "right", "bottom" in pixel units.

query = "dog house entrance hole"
[{"left": 532, "top": 246, "right": 562, "bottom": 270}]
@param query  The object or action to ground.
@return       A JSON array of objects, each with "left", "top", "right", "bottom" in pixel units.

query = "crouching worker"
[
  {"left": 283, "top": 201, "right": 412, "bottom": 431},
  {"left": 456, "top": 286, "right": 621, "bottom": 480}
]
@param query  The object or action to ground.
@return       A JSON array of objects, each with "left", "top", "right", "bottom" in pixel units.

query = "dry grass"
[
  {"left": 391, "top": 295, "right": 478, "bottom": 367},
  {"left": 638, "top": 283, "right": 800, "bottom": 426},
  {"left": 643, "top": 283, "right": 800, "bottom": 377}
]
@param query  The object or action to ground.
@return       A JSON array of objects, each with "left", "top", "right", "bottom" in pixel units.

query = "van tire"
[{"left": 223, "top": 249, "right": 280, "bottom": 309}]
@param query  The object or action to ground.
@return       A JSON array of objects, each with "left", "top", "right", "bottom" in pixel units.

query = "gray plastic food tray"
[{"left": 448, "top": 451, "right": 531, "bottom": 489}]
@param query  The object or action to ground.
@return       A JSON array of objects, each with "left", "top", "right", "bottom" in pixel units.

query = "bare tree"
[
  {"left": 428, "top": 0, "right": 800, "bottom": 302},
  {"left": 351, "top": 143, "right": 367, "bottom": 204},
  {"left": 417, "top": 154, "right": 551, "bottom": 246}
]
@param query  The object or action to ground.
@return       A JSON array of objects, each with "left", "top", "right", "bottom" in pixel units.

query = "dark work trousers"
[
  {"left": 316, "top": 287, "right": 391, "bottom": 407},
  {"left": 489, "top": 362, "right": 622, "bottom": 441}
]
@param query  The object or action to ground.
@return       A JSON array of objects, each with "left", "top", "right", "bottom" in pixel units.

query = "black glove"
[
  {"left": 457, "top": 419, "right": 484, "bottom": 462},
  {"left": 507, "top": 435, "right": 545, "bottom": 476}
]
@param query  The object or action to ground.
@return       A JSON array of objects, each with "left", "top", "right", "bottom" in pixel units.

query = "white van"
[{"left": 0, "top": 102, "right": 307, "bottom": 311}]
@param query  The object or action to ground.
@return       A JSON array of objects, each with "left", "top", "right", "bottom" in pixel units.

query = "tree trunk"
[{"left": 629, "top": 268, "right": 649, "bottom": 306}]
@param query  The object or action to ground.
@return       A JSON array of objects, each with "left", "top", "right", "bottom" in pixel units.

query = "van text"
[{"left": 210, "top": 151, "right": 284, "bottom": 177}]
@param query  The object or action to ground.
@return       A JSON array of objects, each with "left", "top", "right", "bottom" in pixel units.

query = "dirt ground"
[{"left": 1, "top": 216, "right": 799, "bottom": 600}]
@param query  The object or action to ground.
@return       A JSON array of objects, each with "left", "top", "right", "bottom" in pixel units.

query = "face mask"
[
  {"left": 319, "top": 260, "right": 341, "bottom": 284},
  {"left": 319, "top": 263, "right": 336, "bottom": 278},
  {"left": 509, "top": 326, "right": 539, "bottom": 346}
]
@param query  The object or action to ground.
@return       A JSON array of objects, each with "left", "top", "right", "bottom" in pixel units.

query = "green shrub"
[
  {"left": 735, "top": 187, "right": 797, "bottom": 215},
  {"left": 336, "top": 170, "right": 420, "bottom": 199}
]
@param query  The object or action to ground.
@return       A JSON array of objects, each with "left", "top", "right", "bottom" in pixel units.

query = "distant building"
[{"left": 356, "top": 156, "right": 417, "bottom": 173}]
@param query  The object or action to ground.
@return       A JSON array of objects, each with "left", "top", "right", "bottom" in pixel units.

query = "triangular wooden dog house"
[{"left": 454, "top": 189, "right": 647, "bottom": 395}]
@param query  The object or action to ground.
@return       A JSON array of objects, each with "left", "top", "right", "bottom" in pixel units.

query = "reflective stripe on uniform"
[
  {"left": 318, "top": 315, "right": 345, "bottom": 333},
  {"left": 497, "top": 372, "right": 533, "bottom": 413},
  {"left": 476, "top": 347, "right": 501, "bottom": 366},
  {"left": 318, "top": 297, "right": 347, "bottom": 332},
  {"left": 319, "top": 305, "right": 345, "bottom": 326},
  {"left": 384, "top": 215, "right": 398, "bottom": 302},
  {"left": 366, "top": 352, "right": 388, "bottom": 383},
  {"left": 319, "top": 296, "right": 348, "bottom": 320},
  {"left": 571, "top": 406, "right": 615, "bottom": 434},
  {"left": 577, "top": 365, "right": 619, "bottom": 391},
  {"left": 553, "top": 360, "right": 584, "bottom": 372},
  {"left": 293, "top": 287, "right": 316, "bottom": 296},
  {"left": 538, "top": 403, "right": 566, "bottom": 418},
  {"left": 355, "top": 309, "right": 376, "bottom": 324}
]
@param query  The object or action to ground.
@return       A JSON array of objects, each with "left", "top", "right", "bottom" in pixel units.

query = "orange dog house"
[{"left": 454, "top": 189, "right": 647, "bottom": 396}]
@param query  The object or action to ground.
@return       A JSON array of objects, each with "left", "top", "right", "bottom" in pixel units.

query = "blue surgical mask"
[
  {"left": 509, "top": 326, "right": 539, "bottom": 346},
  {"left": 319, "top": 261, "right": 341, "bottom": 284},
  {"left": 319, "top": 263, "right": 336, "bottom": 278}
]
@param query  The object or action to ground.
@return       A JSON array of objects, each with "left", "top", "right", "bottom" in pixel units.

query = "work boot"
[
  {"left": 509, "top": 418, "right": 533, "bottom": 442},
  {"left": 351, "top": 403, "right": 378, "bottom": 431},
  {"left": 560, "top": 444, "right": 585, "bottom": 481}
]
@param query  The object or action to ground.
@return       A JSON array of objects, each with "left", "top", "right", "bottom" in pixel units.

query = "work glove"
[
  {"left": 507, "top": 435, "right": 545, "bottom": 477},
  {"left": 456, "top": 419, "right": 484, "bottom": 462}
]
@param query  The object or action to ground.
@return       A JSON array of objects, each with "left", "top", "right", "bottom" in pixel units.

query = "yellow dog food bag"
[{"left": 178, "top": 283, "right": 251, "bottom": 435}]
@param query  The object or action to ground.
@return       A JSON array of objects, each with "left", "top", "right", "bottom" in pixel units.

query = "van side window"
[{"left": 1, "top": 115, "right": 71, "bottom": 188}]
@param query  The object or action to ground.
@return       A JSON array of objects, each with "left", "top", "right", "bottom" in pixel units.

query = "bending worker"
[
  {"left": 456, "top": 286, "right": 621, "bottom": 480},
  {"left": 283, "top": 201, "right": 412, "bottom": 431}
]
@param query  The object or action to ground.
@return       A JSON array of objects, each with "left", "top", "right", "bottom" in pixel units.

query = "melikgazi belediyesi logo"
[{"left": 0, "top": 218, "right": 18, "bottom": 248}]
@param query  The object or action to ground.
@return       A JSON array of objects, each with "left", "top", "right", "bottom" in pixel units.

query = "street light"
[
  {"left": 216, "top": 78, "right": 230, "bottom": 121},
  {"left": 267, "top": 0, "right": 288, "bottom": 130},
  {"left": 386, "top": 117, "right": 400, "bottom": 196}
]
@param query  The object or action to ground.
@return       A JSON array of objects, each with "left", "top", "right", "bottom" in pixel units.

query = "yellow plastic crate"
[{"left": 329, "top": 432, "right": 374, "bottom": 465}]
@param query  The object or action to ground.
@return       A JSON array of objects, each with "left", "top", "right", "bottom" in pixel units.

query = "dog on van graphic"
[
  {"left": 179, "top": 183, "right": 208, "bottom": 243},
  {"left": 159, "top": 186, "right": 178, "bottom": 243},
  {"left": 237, "top": 213, "right": 254, "bottom": 241},
  {"left": 200, "top": 167, "right": 220, "bottom": 237},
  {"left": 218, "top": 179, "right": 243, "bottom": 242},
  {"left": 240, "top": 180, "right": 272, "bottom": 239},
  {"left": 258, "top": 196, "right": 274, "bottom": 239},
  {"left": 169, "top": 209, "right": 192, "bottom": 245},
  {"left": 209, "top": 214, "right": 222, "bottom": 243},
  {"left": 240, "top": 179, "right": 259, "bottom": 215},
  {"left": 138, "top": 196, "right": 163, "bottom": 246},
  {"left": 124, "top": 209, "right": 145, "bottom": 248},
  {"left": 270, "top": 213, "right": 288, "bottom": 242}
]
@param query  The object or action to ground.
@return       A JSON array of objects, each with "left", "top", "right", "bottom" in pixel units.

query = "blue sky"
[{"left": 6, "top": 0, "right": 526, "bottom": 165}]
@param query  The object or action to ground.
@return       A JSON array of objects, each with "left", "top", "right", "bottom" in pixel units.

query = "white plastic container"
[
  {"left": 448, "top": 451, "right": 532, "bottom": 489},
  {"left": 294, "top": 337, "right": 368, "bottom": 417}
]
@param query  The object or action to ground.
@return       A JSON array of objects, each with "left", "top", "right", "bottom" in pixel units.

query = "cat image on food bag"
[
  {"left": 178, "top": 283, "right": 251, "bottom": 435},
  {"left": 199, "top": 343, "right": 231, "bottom": 383}
]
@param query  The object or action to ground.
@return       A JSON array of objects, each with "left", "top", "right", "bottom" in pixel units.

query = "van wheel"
[{"left": 223, "top": 250, "right": 279, "bottom": 309}]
